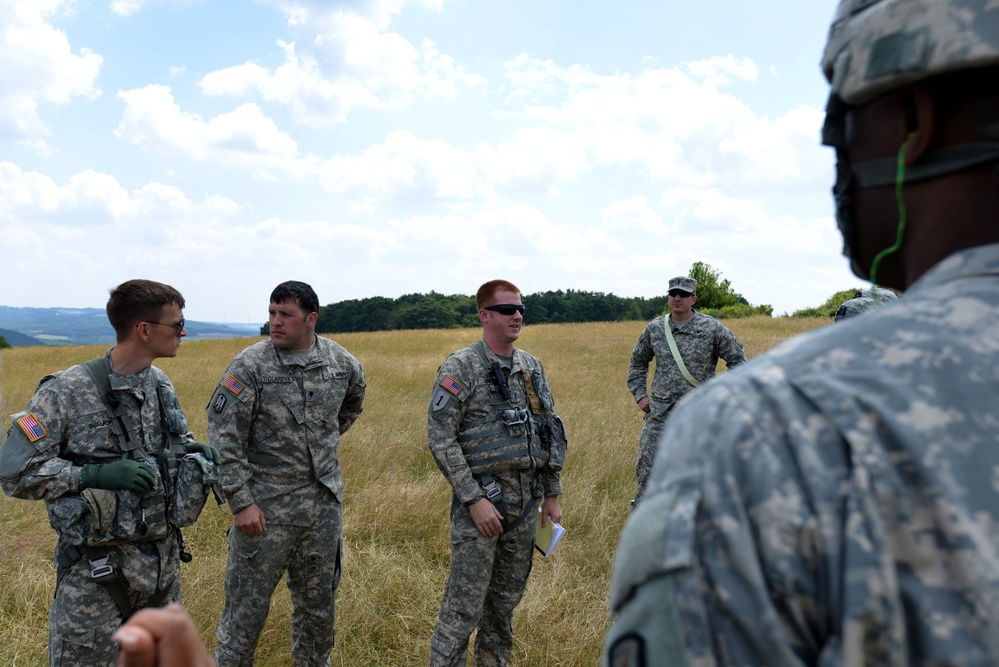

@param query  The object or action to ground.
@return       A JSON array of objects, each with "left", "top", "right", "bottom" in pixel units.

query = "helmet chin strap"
[
  {"left": 823, "top": 93, "right": 999, "bottom": 283},
  {"left": 867, "top": 134, "right": 913, "bottom": 286}
]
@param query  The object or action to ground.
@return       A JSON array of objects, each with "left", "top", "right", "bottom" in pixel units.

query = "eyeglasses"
[
  {"left": 484, "top": 304, "right": 525, "bottom": 316},
  {"left": 668, "top": 290, "right": 693, "bottom": 298},
  {"left": 143, "top": 319, "right": 186, "bottom": 335}
]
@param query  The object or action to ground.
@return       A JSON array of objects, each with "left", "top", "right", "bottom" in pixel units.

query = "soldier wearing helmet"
[{"left": 604, "top": 2, "right": 999, "bottom": 665}]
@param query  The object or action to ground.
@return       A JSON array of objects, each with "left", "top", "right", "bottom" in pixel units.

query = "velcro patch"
[
  {"left": 17, "top": 413, "right": 47, "bottom": 442},
  {"left": 431, "top": 387, "right": 453, "bottom": 412},
  {"left": 440, "top": 375, "right": 462, "bottom": 396},
  {"left": 609, "top": 633, "right": 645, "bottom": 667},
  {"left": 212, "top": 393, "right": 227, "bottom": 414},
  {"left": 223, "top": 374, "right": 245, "bottom": 395}
]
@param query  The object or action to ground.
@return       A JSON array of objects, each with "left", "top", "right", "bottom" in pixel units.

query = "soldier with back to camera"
[{"left": 605, "top": 1, "right": 999, "bottom": 665}]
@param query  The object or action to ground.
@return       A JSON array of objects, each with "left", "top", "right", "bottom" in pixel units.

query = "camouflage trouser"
[
  {"left": 49, "top": 540, "right": 181, "bottom": 667},
  {"left": 215, "top": 500, "right": 342, "bottom": 667},
  {"left": 634, "top": 406, "right": 674, "bottom": 504},
  {"left": 429, "top": 471, "right": 539, "bottom": 667}
]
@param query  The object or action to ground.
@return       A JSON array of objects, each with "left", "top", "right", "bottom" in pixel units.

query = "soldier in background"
[
  {"left": 208, "top": 281, "right": 365, "bottom": 667},
  {"left": 626, "top": 275, "right": 745, "bottom": 505},
  {"left": 0, "top": 279, "right": 217, "bottom": 666},
  {"left": 835, "top": 285, "right": 899, "bottom": 321},
  {"left": 427, "top": 279, "right": 566, "bottom": 667},
  {"left": 605, "top": 1, "right": 999, "bottom": 665}
]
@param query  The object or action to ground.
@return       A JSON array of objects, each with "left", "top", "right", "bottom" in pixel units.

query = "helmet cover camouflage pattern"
[
  {"left": 835, "top": 296, "right": 879, "bottom": 321},
  {"left": 823, "top": 0, "right": 999, "bottom": 106}
]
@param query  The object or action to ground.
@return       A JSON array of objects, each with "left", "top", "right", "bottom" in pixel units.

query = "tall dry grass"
[{"left": 0, "top": 317, "right": 829, "bottom": 666}]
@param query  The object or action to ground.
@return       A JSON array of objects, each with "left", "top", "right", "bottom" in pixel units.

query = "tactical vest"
[{"left": 456, "top": 342, "right": 549, "bottom": 476}]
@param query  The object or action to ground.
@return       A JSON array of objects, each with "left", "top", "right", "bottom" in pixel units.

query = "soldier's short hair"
[
  {"left": 476, "top": 280, "right": 521, "bottom": 310},
  {"left": 270, "top": 281, "right": 320, "bottom": 315},
  {"left": 106, "top": 279, "right": 186, "bottom": 341}
]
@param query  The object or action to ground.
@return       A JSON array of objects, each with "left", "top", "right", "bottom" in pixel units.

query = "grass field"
[{"left": 0, "top": 316, "right": 829, "bottom": 666}]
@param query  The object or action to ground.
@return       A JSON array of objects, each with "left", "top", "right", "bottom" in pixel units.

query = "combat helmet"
[
  {"left": 822, "top": 0, "right": 999, "bottom": 106},
  {"left": 820, "top": 0, "right": 999, "bottom": 274},
  {"left": 835, "top": 296, "right": 879, "bottom": 322}
]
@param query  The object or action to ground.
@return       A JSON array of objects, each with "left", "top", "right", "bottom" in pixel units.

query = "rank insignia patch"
[
  {"left": 440, "top": 375, "right": 462, "bottom": 396},
  {"left": 17, "top": 413, "right": 47, "bottom": 442},
  {"left": 223, "top": 374, "right": 245, "bottom": 395}
]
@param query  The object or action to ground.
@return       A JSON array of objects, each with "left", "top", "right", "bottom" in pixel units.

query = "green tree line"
[{"left": 259, "top": 263, "right": 775, "bottom": 335}]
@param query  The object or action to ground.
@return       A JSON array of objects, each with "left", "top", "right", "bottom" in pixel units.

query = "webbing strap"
[
  {"left": 81, "top": 357, "right": 140, "bottom": 455},
  {"left": 663, "top": 318, "right": 701, "bottom": 388}
]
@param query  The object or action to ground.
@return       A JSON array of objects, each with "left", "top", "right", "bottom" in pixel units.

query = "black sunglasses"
[
  {"left": 668, "top": 290, "right": 693, "bottom": 298},
  {"left": 144, "top": 319, "right": 186, "bottom": 334},
  {"left": 484, "top": 304, "right": 525, "bottom": 316}
]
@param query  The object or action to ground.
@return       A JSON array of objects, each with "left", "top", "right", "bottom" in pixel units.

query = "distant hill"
[
  {"left": 0, "top": 306, "right": 263, "bottom": 346},
  {"left": 0, "top": 327, "right": 45, "bottom": 346}
]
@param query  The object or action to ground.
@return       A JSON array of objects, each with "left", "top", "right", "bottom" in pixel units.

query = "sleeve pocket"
[{"left": 608, "top": 473, "right": 701, "bottom": 613}]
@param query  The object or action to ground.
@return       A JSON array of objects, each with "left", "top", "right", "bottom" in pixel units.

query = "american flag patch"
[
  {"left": 17, "top": 413, "right": 46, "bottom": 442},
  {"left": 440, "top": 375, "right": 462, "bottom": 396},
  {"left": 223, "top": 374, "right": 245, "bottom": 395}
]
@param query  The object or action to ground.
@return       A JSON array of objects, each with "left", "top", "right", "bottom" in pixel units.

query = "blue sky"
[{"left": 1, "top": 0, "right": 854, "bottom": 323}]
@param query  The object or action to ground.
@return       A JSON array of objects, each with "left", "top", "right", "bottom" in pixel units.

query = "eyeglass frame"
[
  {"left": 142, "top": 319, "right": 186, "bottom": 335},
  {"left": 668, "top": 290, "right": 694, "bottom": 298},
  {"left": 483, "top": 304, "right": 526, "bottom": 315}
]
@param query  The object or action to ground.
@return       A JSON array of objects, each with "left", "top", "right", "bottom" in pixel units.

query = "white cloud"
[
  {"left": 0, "top": 161, "right": 241, "bottom": 227},
  {"left": 0, "top": 0, "right": 102, "bottom": 150},
  {"left": 493, "top": 55, "right": 826, "bottom": 193},
  {"left": 114, "top": 85, "right": 315, "bottom": 178},
  {"left": 318, "top": 129, "right": 483, "bottom": 206},
  {"left": 109, "top": 0, "right": 201, "bottom": 18},
  {"left": 199, "top": 3, "right": 481, "bottom": 125},
  {"left": 602, "top": 196, "right": 665, "bottom": 235}
]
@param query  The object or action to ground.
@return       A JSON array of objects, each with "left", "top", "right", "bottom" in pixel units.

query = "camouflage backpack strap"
[
  {"left": 662, "top": 319, "right": 701, "bottom": 388},
  {"left": 80, "top": 357, "right": 142, "bottom": 457}
]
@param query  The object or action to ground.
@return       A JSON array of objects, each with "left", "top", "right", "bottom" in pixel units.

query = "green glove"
[
  {"left": 80, "top": 460, "right": 156, "bottom": 494},
  {"left": 184, "top": 442, "right": 221, "bottom": 466}
]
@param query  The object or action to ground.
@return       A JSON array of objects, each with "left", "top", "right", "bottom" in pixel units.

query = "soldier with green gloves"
[
  {"left": 0, "top": 279, "right": 218, "bottom": 667},
  {"left": 427, "top": 279, "right": 567, "bottom": 667},
  {"left": 208, "top": 280, "right": 365, "bottom": 667},
  {"left": 605, "top": 2, "right": 999, "bottom": 665}
]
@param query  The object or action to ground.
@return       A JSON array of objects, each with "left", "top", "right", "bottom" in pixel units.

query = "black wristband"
[{"left": 465, "top": 495, "right": 485, "bottom": 507}]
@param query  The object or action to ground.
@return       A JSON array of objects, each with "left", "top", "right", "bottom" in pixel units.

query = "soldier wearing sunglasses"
[
  {"left": 626, "top": 275, "right": 745, "bottom": 506},
  {"left": 0, "top": 279, "right": 216, "bottom": 667},
  {"left": 427, "top": 279, "right": 567, "bottom": 667}
]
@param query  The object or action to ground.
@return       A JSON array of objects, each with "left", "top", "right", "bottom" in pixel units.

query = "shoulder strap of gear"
[
  {"left": 662, "top": 318, "right": 701, "bottom": 388},
  {"left": 80, "top": 357, "right": 142, "bottom": 455}
]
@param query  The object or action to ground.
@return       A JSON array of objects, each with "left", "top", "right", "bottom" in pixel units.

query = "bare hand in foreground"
[{"left": 114, "top": 604, "right": 214, "bottom": 667}]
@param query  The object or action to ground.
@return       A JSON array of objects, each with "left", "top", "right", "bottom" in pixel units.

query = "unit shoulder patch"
[{"left": 431, "top": 387, "right": 453, "bottom": 412}]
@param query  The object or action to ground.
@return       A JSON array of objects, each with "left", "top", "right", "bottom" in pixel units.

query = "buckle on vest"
[
  {"left": 500, "top": 408, "right": 528, "bottom": 426},
  {"left": 483, "top": 480, "right": 502, "bottom": 501},
  {"left": 89, "top": 556, "right": 116, "bottom": 583}
]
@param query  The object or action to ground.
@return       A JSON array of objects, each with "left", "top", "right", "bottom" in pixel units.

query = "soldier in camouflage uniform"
[
  {"left": 835, "top": 285, "right": 898, "bottom": 321},
  {"left": 626, "top": 275, "right": 745, "bottom": 504},
  {"left": 0, "top": 280, "right": 217, "bottom": 667},
  {"left": 428, "top": 279, "right": 566, "bottom": 667},
  {"left": 208, "top": 281, "right": 365, "bottom": 667},
  {"left": 605, "top": 2, "right": 999, "bottom": 665}
]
